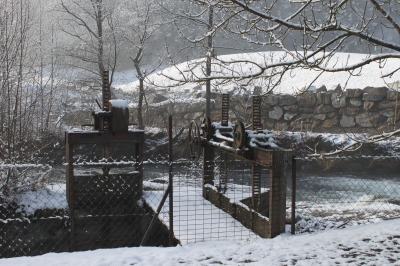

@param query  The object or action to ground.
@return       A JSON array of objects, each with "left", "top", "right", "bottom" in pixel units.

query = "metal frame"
[{"left": 65, "top": 130, "right": 144, "bottom": 252}]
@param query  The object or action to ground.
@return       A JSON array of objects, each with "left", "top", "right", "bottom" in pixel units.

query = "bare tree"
[
  {"left": 0, "top": 0, "right": 34, "bottom": 162},
  {"left": 154, "top": 0, "right": 400, "bottom": 157},
  {"left": 0, "top": 0, "right": 66, "bottom": 165},
  {"left": 118, "top": 0, "right": 167, "bottom": 129},
  {"left": 59, "top": 0, "right": 120, "bottom": 87},
  {"left": 160, "top": 0, "right": 399, "bottom": 93},
  {"left": 157, "top": 0, "right": 277, "bottom": 120},
  {"left": 35, "top": 0, "right": 65, "bottom": 133},
  {"left": 119, "top": 1, "right": 158, "bottom": 129}
]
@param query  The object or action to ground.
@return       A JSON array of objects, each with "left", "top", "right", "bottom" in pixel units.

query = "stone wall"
[
  {"left": 261, "top": 85, "right": 398, "bottom": 133},
  {"left": 136, "top": 85, "right": 399, "bottom": 134}
]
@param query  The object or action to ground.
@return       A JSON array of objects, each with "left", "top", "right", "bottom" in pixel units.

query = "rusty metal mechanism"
[
  {"left": 188, "top": 93, "right": 275, "bottom": 208},
  {"left": 252, "top": 96, "right": 262, "bottom": 131},
  {"left": 188, "top": 120, "right": 202, "bottom": 160},
  {"left": 202, "top": 116, "right": 213, "bottom": 139},
  {"left": 188, "top": 93, "right": 282, "bottom": 166},
  {"left": 188, "top": 93, "right": 291, "bottom": 238},
  {"left": 91, "top": 71, "right": 130, "bottom": 132},
  {"left": 233, "top": 121, "right": 246, "bottom": 149},
  {"left": 221, "top": 94, "right": 229, "bottom": 127}
]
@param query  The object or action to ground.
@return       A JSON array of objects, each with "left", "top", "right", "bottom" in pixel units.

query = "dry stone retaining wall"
[
  {"left": 260, "top": 85, "right": 398, "bottom": 133},
  {"left": 132, "top": 85, "right": 399, "bottom": 133}
]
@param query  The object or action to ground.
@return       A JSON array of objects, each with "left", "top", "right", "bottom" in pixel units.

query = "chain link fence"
[
  {"left": 146, "top": 152, "right": 269, "bottom": 245},
  {"left": 291, "top": 156, "right": 400, "bottom": 233},
  {"left": 0, "top": 151, "right": 270, "bottom": 258},
  {"left": 1, "top": 164, "right": 68, "bottom": 258},
  {"left": 2, "top": 146, "right": 400, "bottom": 258}
]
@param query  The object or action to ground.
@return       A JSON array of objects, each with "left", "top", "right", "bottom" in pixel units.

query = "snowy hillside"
[{"left": 114, "top": 52, "right": 400, "bottom": 97}]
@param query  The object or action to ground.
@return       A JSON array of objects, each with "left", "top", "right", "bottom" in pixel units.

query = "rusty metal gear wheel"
[
  {"left": 188, "top": 120, "right": 201, "bottom": 161},
  {"left": 233, "top": 121, "right": 246, "bottom": 149},
  {"left": 202, "top": 117, "right": 213, "bottom": 139}
]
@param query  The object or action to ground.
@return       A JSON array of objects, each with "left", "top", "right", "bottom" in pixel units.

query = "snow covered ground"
[
  {"left": 144, "top": 189, "right": 259, "bottom": 245},
  {"left": 143, "top": 177, "right": 269, "bottom": 244},
  {"left": 14, "top": 184, "right": 67, "bottom": 215},
  {"left": 2, "top": 218, "right": 400, "bottom": 265}
]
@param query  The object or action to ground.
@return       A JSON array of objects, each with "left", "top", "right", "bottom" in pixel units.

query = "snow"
[
  {"left": 2, "top": 218, "right": 400, "bottom": 265},
  {"left": 204, "top": 124, "right": 400, "bottom": 156},
  {"left": 115, "top": 52, "right": 400, "bottom": 97},
  {"left": 14, "top": 184, "right": 68, "bottom": 215},
  {"left": 143, "top": 178, "right": 260, "bottom": 245},
  {"left": 214, "top": 130, "right": 233, "bottom": 142},
  {"left": 109, "top": 99, "right": 128, "bottom": 108},
  {"left": 247, "top": 130, "right": 279, "bottom": 149}
]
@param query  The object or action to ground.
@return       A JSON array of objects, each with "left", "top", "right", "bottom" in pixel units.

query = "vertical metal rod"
[
  {"left": 140, "top": 187, "right": 170, "bottom": 246},
  {"left": 395, "top": 88, "right": 398, "bottom": 124},
  {"left": 251, "top": 163, "right": 261, "bottom": 210},
  {"left": 202, "top": 147, "right": 215, "bottom": 198},
  {"left": 291, "top": 156, "right": 297, "bottom": 235},
  {"left": 135, "top": 143, "right": 144, "bottom": 193},
  {"left": 66, "top": 135, "right": 75, "bottom": 252},
  {"left": 102, "top": 71, "right": 110, "bottom": 132},
  {"left": 168, "top": 115, "right": 174, "bottom": 246},
  {"left": 219, "top": 150, "right": 227, "bottom": 192}
]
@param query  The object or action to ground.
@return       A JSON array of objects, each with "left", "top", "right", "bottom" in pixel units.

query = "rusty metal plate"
[
  {"left": 66, "top": 131, "right": 144, "bottom": 144},
  {"left": 253, "top": 148, "right": 272, "bottom": 165}
]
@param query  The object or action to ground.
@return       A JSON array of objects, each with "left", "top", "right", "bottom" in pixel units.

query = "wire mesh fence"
[
  {"left": 0, "top": 142, "right": 172, "bottom": 258},
  {"left": 0, "top": 151, "right": 272, "bottom": 258},
  {"left": 291, "top": 156, "right": 400, "bottom": 233},
  {"left": 2, "top": 147, "right": 400, "bottom": 259},
  {"left": 146, "top": 152, "right": 269, "bottom": 245},
  {"left": 1, "top": 164, "right": 69, "bottom": 258}
]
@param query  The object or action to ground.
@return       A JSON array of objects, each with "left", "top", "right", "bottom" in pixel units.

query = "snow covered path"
[
  {"left": 2, "top": 219, "right": 400, "bottom": 265},
  {"left": 143, "top": 181, "right": 260, "bottom": 244}
]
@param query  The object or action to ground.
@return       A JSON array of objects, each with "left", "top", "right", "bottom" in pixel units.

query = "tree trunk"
[
  {"left": 96, "top": 0, "right": 105, "bottom": 79},
  {"left": 138, "top": 78, "right": 144, "bottom": 129},
  {"left": 205, "top": 6, "right": 213, "bottom": 118}
]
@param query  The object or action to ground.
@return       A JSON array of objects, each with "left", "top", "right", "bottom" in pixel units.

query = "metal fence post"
[
  {"left": 65, "top": 133, "right": 75, "bottom": 252},
  {"left": 168, "top": 115, "right": 174, "bottom": 246},
  {"left": 291, "top": 156, "right": 296, "bottom": 235}
]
